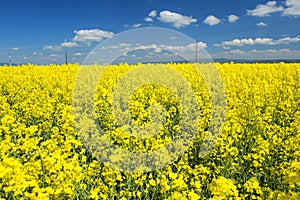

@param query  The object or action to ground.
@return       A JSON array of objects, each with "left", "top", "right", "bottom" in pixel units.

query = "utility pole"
[
  {"left": 195, "top": 42, "right": 198, "bottom": 63},
  {"left": 9, "top": 53, "right": 12, "bottom": 66},
  {"left": 65, "top": 50, "right": 68, "bottom": 65}
]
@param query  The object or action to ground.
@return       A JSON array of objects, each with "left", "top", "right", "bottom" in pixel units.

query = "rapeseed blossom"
[{"left": 0, "top": 62, "right": 299, "bottom": 199}]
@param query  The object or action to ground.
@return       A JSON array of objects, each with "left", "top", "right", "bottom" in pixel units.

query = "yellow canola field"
[{"left": 0, "top": 63, "right": 299, "bottom": 199}]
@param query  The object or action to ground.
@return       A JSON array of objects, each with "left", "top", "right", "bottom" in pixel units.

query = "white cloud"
[
  {"left": 282, "top": 0, "right": 300, "bottom": 16},
  {"left": 247, "top": 1, "right": 284, "bottom": 17},
  {"left": 73, "top": 29, "right": 114, "bottom": 45},
  {"left": 23, "top": 56, "right": 28, "bottom": 60},
  {"left": 74, "top": 52, "right": 83, "bottom": 57},
  {"left": 12, "top": 47, "right": 19, "bottom": 51},
  {"left": 217, "top": 38, "right": 254, "bottom": 46},
  {"left": 119, "top": 43, "right": 132, "bottom": 47},
  {"left": 228, "top": 15, "right": 239, "bottom": 23},
  {"left": 43, "top": 45, "right": 61, "bottom": 51},
  {"left": 43, "top": 41, "right": 79, "bottom": 51},
  {"left": 197, "top": 42, "right": 207, "bottom": 49},
  {"left": 43, "top": 45, "right": 53, "bottom": 50},
  {"left": 257, "top": 22, "right": 268, "bottom": 27},
  {"left": 186, "top": 42, "right": 207, "bottom": 49},
  {"left": 96, "top": 42, "right": 208, "bottom": 63},
  {"left": 255, "top": 38, "right": 276, "bottom": 45},
  {"left": 229, "top": 49, "right": 245, "bottom": 54},
  {"left": 49, "top": 54, "right": 59, "bottom": 58},
  {"left": 212, "top": 48, "right": 300, "bottom": 60},
  {"left": 102, "top": 45, "right": 119, "bottom": 49},
  {"left": 215, "top": 36, "right": 300, "bottom": 47},
  {"left": 145, "top": 17, "right": 153, "bottom": 22},
  {"left": 100, "top": 43, "right": 132, "bottom": 50},
  {"left": 162, "top": 45, "right": 187, "bottom": 51},
  {"left": 61, "top": 41, "right": 79, "bottom": 48},
  {"left": 112, "top": 42, "right": 207, "bottom": 54},
  {"left": 148, "top": 10, "right": 157, "bottom": 17},
  {"left": 203, "top": 15, "right": 221, "bottom": 26},
  {"left": 162, "top": 42, "right": 207, "bottom": 51},
  {"left": 33, "top": 51, "right": 37, "bottom": 56},
  {"left": 277, "top": 36, "right": 300, "bottom": 44},
  {"left": 216, "top": 38, "right": 273, "bottom": 47},
  {"left": 158, "top": 10, "right": 197, "bottom": 28},
  {"left": 133, "top": 23, "right": 142, "bottom": 28},
  {"left": 154, "top": 48, "right": 162, "bottom": 53},
  {"left": 134, "top": 44, "right": 158, "bottom": 50}
]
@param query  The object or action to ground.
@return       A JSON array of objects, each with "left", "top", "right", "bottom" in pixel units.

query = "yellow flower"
[
  {"left": 149, "top": 179, "right": 156, "bottom": 187},
  {"left": 136, "top": 191, "right": 142, "bottom": 198},
  {"left": 0, "top": 62, "right": 299, "bottom": 199},
  {"left": 89, "top": 188, "right": 100, "bottom": 200},
  {"left": 209, "top": 176, "right": 239, "bottom": 199},
  {"left": 244, "top": 177, "right": 263, "bottom": 196},
  {"left": 188, "top": 191, "right": 200, "bottom": 200}
]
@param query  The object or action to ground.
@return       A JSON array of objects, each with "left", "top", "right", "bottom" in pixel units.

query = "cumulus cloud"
[
  {"left": 163, "top": 42, "right": 208, "bottom": 52},
  {"left": 148, "top": 10, "right": 157, "bottom": 17},
  {"left": 212, "top": 48, "right": 300, "bottom": 60},
  {"left": 100, "top": 43, "right": 132, "bottom": 50},
  {"left": 49, "top": 54, "right": 59, "bottom": 58},
  {"left": 61, "top": 41, "right": 79, "bottom": 48},
  {"left": 257, "top": 22, "right": 268, "bottom": 27},
  {"left": 119, "top": 43, "right": 132, "bottom": 47},
  {"left": 99, "top": 41, "right": 208, "bottom": 63},
  {"left": 197, "top": 42, "right": 208, "bottom": 49},
  {"left": 247, "top": 0, "right": 300, "bottom": 17},
  {"left": 12, "top": 47, "right": 19, "bottom": 51},
  {"left": 187, "top": 42, "right": 207, "bottom": 49},
  {"left": 101, "top": 42, "right": 207, "bottom": 54},
  {"left": 228, "top": 15, "right": 239, "bottom": 23},
  {"left": 247, "top": 1, "right": 284, "bottom": 17},
  {"left": 255, "top": 38, "right": 276, "bottom": 45},
  {"left": 74, "top": 52, "right": 83, "bottom": 57},
  {"left": 133, "top": 44, "right": 158, "bottom": 50},
  {"left": 217, "top": 38, "right": 255, "bottom": 46},
  {"left": 43, "top": 45, "right": 60, "bottom": 51},
  {"left": 153, "top": 48, "right": 162, "bottom": 53},
  {"left": 217, "top": 38, "right": 274, "bottom": 47},
  {"left": 165, "top": 42, "right": 207, "bottom": 51},
  {"left": 282, "top": 0, "right": 300, "bottom": 16},
  {"left": 203, "top": 15, "right": 221, "bottom": 26},
  {"left": 145, "top": 10, "right": 157, "bottom": 22},
  {"left": 158, "top": 10, "right": 197, "bottom": 28},
  {"left": 229, "top": 49, "right": 245, "bottom": 54},
  {"left": 145, "top": 17, "right": 153, "bottom": 22},
  {"left": 215, "top": 36, "right": 300, "bottom": 47},
  {"left": 155, "top": 42, "right": 207, "bottom": 52},
  {"left": 133, "top": 23, "right": 142, "bottom": 28},
  {"left": 73, "top": 29, "right": 114, "bottom": 45},
  {"left": 43, "top": 46, "right": 51, "bottom": 50},
  {"left": 43, "top": 41, "right": 79, "bottom": 51},
  {"left": 277, "top": 36, "right": 300, "bottom": 44}
]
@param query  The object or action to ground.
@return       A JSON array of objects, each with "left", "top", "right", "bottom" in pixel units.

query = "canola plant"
[{"left": 0, "top": 63, "right": 299, "bottom": 199}]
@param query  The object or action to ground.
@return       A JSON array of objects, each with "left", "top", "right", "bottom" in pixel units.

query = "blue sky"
[{"left": 1, "top": 0, "right": 300, "bottom": 64}]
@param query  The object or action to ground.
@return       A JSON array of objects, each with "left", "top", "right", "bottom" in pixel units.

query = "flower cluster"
[{"left": 0, "top": 62, "right": 299, "bottom": 199}]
